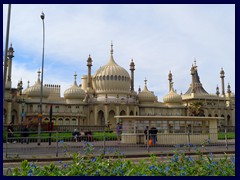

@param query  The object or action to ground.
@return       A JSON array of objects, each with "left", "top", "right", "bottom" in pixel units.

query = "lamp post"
[
  {"left": 3, "top": 4, "right": 11, "bottom": 125},
  {"left": 37, "top": 12, "right": 45, "bottom": 146}
]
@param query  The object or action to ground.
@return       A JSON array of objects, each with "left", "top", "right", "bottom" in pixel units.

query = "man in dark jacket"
[{"left": 149, "top": 127, "right": 158, "bottom": 145}]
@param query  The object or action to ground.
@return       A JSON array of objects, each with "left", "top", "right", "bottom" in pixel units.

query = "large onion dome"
[
  {"left": 27, "top": 71, "right": 50, "bottom": 98},
  {"left": 163, "top": 82, "right": 182, "bottom": 104},
  {"left": 64, "top": 73, "right": 86, "bottom": 100},
  {"left": 92, "top": 43, "right": 131, "bottom": 95},
  {"left": 138, "top": 79, "right": 157, "bottom": 103}
]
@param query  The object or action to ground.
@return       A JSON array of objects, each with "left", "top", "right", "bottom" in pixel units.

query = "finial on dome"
[
  {"left": 194, "top": 58, "right": 197, "bottom": 66},
  {"left": 74, "top": 72, "right": 77, "bottom": 85},
  {"left": 110, "top": 41, "right": 113, "bottom": 56},
  {"left": 37, "top": 69, "right": 41, "bottom": 81},
  {"left": 27, "top": 80, "right": 30, "bottom": 88},
  {"left": 168, "top": 70, "right": 172, "bottom": 81},
  {"left": 227, "top": 83, "right": 231, "bottom": 93},
  {"left": 144, "top": 78, "right": 147, "bottom": 86}
]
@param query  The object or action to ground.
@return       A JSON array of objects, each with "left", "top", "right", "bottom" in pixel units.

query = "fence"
[{"left": 3, "top": 126, "right": 235, "bottom": 159}]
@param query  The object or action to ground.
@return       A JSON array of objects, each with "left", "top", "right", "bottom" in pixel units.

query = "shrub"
[{"left": 8, "top": 143, "right": 235, "bottom": 176}]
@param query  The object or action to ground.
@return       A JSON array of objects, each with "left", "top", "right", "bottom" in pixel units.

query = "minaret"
[
  {"left": 130, "top": 59, "right": 135, "bottom": 92},
  {"left": 216, "top": 85, "right": 220, "bottom": 97},
  {"left": 220, "top": 68, "right": 225, "bottom": 96},
  {"left": 87, "top": 54, "right": 92, "bottom": 89},
  {"left": 7, "top": 43, "right": 14, "bottom": 83},
  {"left": 168, "top": 70, "right": 172, "bottom": 92}
]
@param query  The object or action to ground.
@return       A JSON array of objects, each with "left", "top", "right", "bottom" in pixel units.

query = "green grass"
[{"left": 218, "top": 132, "right": 235, "bottom": 140}]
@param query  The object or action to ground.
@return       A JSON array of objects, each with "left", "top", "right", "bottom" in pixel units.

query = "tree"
[{"left": 188, "top": 101, "right": 205, "bottom": 116}]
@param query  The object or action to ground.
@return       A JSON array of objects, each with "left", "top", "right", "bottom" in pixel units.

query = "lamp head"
[{"left": 41, "top": 12, "right": 45, "bottom": 20}]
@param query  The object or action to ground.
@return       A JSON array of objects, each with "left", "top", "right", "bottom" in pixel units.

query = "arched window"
[
  {"left": 111, "top": 75, "right": 113, "bottom": 80},
  {"left": 107, "top": 75, "right": 109, "bottom": 80},
  {"left": 72, "top": 119, "right": 76, "bottom": 125},
  {"left": 65, "top": 118, "right": 70, "bottom": 125},
  {"left": 58, "top": 118, "right": 63, "bottom": 125},
  {"left": 115, "top": 75, "right": 117, "bottom": 80},
  {"left": 103, "top": 75, "right": 105, "bottom": 80},
  {"left": 118, "top": 75, "right": 121, "bottom": 80}
]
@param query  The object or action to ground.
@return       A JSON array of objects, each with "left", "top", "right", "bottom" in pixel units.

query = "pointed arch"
[
  {"left": 227, "top": 115, "right": 231, "bottom": 125},
  {"left": 108, "top": 110, "right": 116, "bottom": 128},
  {"left": 129, "top": 111, "right": 134, "bottom": 116},
  {"left": 98, "top": 110, "right": 105, "bottom": 126},
  {"left": 120, "top": 110, "right": 126, "bottom": 116}
]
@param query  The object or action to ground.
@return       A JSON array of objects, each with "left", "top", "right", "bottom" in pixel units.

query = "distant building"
[{"left": 3, "top": 43, "right": 235, "bottom": 129}]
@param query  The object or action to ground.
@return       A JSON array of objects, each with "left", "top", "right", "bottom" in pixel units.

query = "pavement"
[{"left": 3, "top": 139, "right": 235, "bottom": 161}]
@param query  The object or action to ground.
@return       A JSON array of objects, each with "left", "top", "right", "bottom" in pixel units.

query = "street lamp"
[{"left": 37, "top": 12, "right": 45, "bottom": 146}]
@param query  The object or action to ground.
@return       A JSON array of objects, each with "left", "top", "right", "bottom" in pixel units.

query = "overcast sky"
[{"left": 3, "top": 4, "right": 235, "bottom": 101}]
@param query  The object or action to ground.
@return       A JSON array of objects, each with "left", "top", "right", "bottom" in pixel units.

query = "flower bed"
[{"left": 8, "top": 142, "right": 235, "bottom": 176}]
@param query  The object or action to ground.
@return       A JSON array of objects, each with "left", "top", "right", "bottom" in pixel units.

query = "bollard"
[
  {"left": 147, "top": 129, "right": 149, "bottom": 153},
  {"left": 103, "top": 127, "right": 106, "bottom": 155},
  {"left": 56, "top": 131, "right": 58, "bottom": 157},
  {"left": 225, "top": 128, "right": 228, "bottom": 150},
  {"left": 187, "top": 131, "right": 191, "bottom": 152}
]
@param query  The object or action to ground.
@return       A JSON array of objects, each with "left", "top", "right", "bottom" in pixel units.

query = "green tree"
[{"left": 188, "top": 102, "right": 205, "bottom": 116}]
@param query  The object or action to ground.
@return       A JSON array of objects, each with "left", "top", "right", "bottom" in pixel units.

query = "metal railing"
[{"left": 3, "top": 127, "right": 235, "bottom": 159}]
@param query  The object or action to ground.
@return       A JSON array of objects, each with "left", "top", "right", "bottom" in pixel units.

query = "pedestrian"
[
  {"left": 72, "top": 128, "right": 80, "bottom": 142},
  {"left": 7, "top": 122, "right": 16, "bottom": 143},
  {"left": 144, "top": 126, "right": 150, "bottom": 141},
  {"left": 149, "top": 127, "right": 158, "bottom": 145},
  {"left": 116, "top": 123, "right": 122, "bottom": 142},
  {"left": 21, "top": 124, "right": 29, "bottom": 144}
]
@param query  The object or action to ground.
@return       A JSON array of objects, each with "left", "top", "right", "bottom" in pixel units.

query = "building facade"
[{"left": 3, "top": 44, "right": 235, "bottom": 129}]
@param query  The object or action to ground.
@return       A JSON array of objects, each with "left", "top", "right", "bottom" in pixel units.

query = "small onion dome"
[
  {"left": 28, "top": 71, "right": 50, "bottom": 98},
  {"left": 138, "top": 79, "right": 157, "bottom": 103},
  {"left": 163, "top": 83, "right": 182, "bottom": 104},
  {"left": 64, "top": 73, "right": 86, "bottom": 100},
  {"left": 226, "top": 83, "right": 235, "bottom": 98}
]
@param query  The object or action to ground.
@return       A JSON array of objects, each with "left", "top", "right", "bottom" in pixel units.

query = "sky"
[{"left": 3, "top": 4, "right": 235, "bottom": 101}]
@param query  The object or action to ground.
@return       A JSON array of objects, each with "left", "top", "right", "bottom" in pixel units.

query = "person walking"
[
  {"left": 149, "top": 127, "right": 158, "bottom": 146},
  {"left": 144, "top": 126, "right": 151, "bottom": 145},
  {"left": 21, "top": 124, "right": 29, "bottom": 144},
  {"left": 7, "top": 122, "right": 16, "bottom": 143},
  {"left": 116, "top": 123, "right": 122, "bottom": 143}
]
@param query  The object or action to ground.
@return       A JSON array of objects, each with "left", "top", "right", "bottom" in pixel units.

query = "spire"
[
  {"left": 27, "top": 80, "right": 30, "bottom": 88},
  {"left": 227, "top": 83, "right": 231, "bottom": 94},
  {"left": 220, "top": 67, "right": 225, "bottom": 96},
  {"left": 170, "top": 82, "right": 174, "bottom": 91},
  {"left": 130, "top": 59, "right": 135, "bottom": 92},
  {"left": 138, "top": 85, "right": 141, "bottom": 93},
  {"left": 216, "top": 84, "right": 220, "bottom": 96},
  {"left": 144, "top": 78, "right": 147, "bottom": 87},
  {"left": 168, "top": 70, "right": 172, "bottom": 91}
]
